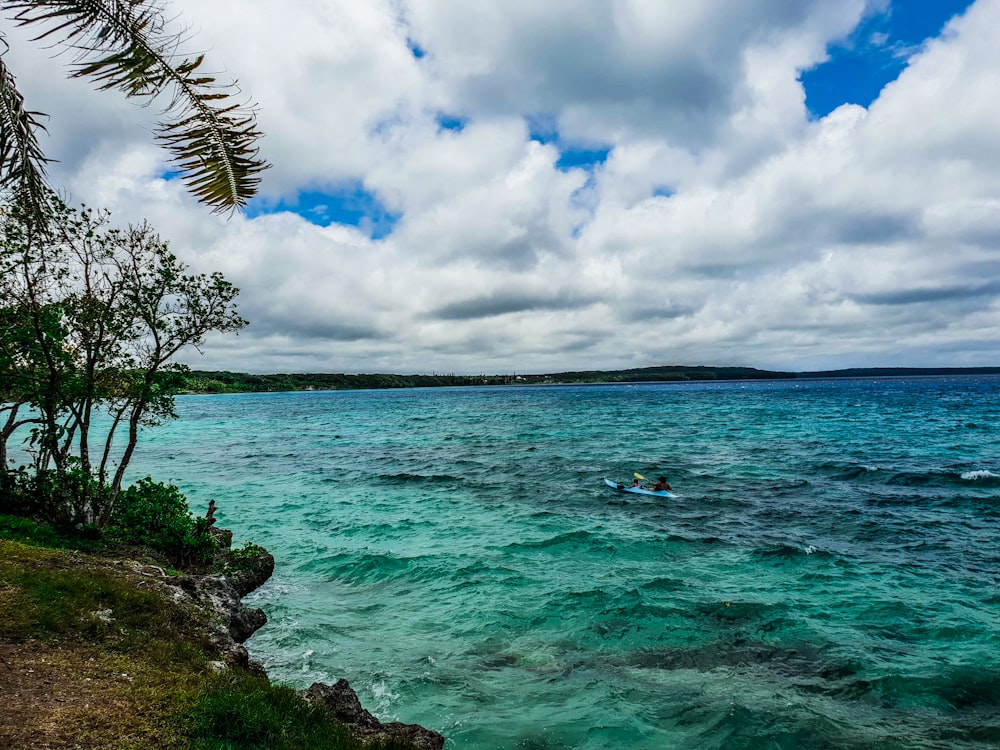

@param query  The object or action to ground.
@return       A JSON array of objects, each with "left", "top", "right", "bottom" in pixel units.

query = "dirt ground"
[{"left": 0, "top": 641, "right": 149, "bottom": 750}]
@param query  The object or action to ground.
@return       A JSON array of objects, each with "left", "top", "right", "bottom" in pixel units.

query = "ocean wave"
[
  {"left": 826, "top": 667, "right": 1000, "bottom": 710},
  {"left": 639, "top": 576, "right": 687, "bottom": 592},
  {"left": 820, "top": 463, "right": 1000, "bottom": 489},
  {"left": 377, "top": 472, "right": 463, "bottom": 484},
  {"left": 752, "top": 543, "right": 833, "bottom": 561},
  {"left": 664, "top": 533, "right": 722, "bottom": 545},
  {"left": 961, "top": 469, "right": 1000, "bottom": 482},
  {"left": 828, "top": 464, "right": 883, "bottom": 480},
  {"left": 877, "top": 467, "right": 1000, "bottom": 488},
  {"left": 504, "top": 529, "right": 617, "bottom": 554},
  {"left": 303, "top": 551, "right": 437, "bottom": 585}
]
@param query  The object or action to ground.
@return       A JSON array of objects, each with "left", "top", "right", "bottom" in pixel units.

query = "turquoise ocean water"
[{"left": 125, "top": 376, "right": 1000, "bottom": 749}]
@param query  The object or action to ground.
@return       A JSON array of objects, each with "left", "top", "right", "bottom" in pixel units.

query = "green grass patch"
[
  {"left": 0, "top": 540, "right": 206, "bottom": 666},
  {"left": 0, "top": 513, "right": 104, "bottom": 551},
  {"left": 0, "top": 536, "right": 426, "bottom": 749},
  {"left": 189, "top": 671, "right": 419, "bottom": 749}
]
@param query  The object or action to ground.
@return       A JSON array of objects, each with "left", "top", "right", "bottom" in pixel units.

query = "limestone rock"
[
  {"left": 219, "top": 543, "right": 275, "bottom": 597},
  {"left": 303, "top": 680, "right": 445, "bottom": 750}
]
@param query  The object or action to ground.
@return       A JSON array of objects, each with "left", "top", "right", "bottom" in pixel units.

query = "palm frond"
[
  {"left": 4, "top": 0, "right": 269, "bottom": 212},
  {"left": 0, "top": 52, "right": 55, "bottom": 223}
]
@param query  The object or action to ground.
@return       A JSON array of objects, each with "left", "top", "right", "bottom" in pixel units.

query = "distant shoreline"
[{"left": 177, "top": 366, "right": 1000, "bottom": 395}]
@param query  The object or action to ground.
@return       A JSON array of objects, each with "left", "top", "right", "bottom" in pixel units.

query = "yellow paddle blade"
[{"left": 634, "top": 472, "right": 646, "bottom": 480}]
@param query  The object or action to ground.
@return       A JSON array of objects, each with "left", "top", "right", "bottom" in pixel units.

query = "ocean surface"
[{"left": 125, "top": 376, "right": 1000, "bottom": 749}]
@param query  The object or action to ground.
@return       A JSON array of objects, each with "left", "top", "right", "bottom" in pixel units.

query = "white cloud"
[{"left": 3, "top": 0, "right": 998, "bottom": 374}]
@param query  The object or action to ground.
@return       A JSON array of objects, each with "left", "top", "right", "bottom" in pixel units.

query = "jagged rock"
[
  {"left": 303, "top": 680, "right": 445, "bottom": 750},
  {"left": 219, "top": 543, "right": 275, "bottom": 597},
  {"left": 157, "top": 572, "right": 268, "bottom": 671},
  {"left": 229, "top": 606, "right": 268, "bottom": 643},
  {"left": 133, "top": 531, "right": 444, "bottom": 746}
]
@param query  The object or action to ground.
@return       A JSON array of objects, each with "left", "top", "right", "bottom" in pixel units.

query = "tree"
[
  {"left": 0, "top": 197, "right": 247, "bottom": 524},
  {"left": 0, "top": 0, "right": 269, "bottom": 222},
  {"left": 0, "top": 302, "right": 62, "bottom": 469}
]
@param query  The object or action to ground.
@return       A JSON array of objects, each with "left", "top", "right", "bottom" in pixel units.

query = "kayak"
[{"left": 604, "top": 478, "right": 676, "bottom": 498}]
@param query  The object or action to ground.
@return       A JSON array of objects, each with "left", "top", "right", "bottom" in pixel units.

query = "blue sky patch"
[
  {"left": 248, "top": 185, "right": 400, "bottom": 240},
  {"left": 436, "top": 114, "right": 467, "bottom": 132},
  {"left": 556, "top": 147, "right": 611, "bottom": 171},
  {"left": 524, "top": 114, "right": 611, "bottom": 170},
  {"left": 407, "top": 38, "right": 426, "bottom": 59},
  {"left": 801, "top": 0, "right": 975, "bottom": 118}
]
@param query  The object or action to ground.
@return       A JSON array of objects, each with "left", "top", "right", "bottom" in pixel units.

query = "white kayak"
[{"left": 604, "top": 478, "right": 676, "bottom": 498}]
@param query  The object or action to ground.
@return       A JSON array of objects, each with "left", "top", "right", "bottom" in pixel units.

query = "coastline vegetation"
[
  {"left": 0, "top": 525, "right": 421, "bottom": 749},
  {"left": 1, "top": 198, "right": 246, "bottom": 526},
  {"left": 181, "top": 364, "right": 795, "bottom": 393},
  {"left": 0, "top": 196, "right": 425, "bottom": 747},
  {"left": 178, "top": 364, "right": 1000, "bottom": 394},
  {"left": 0, "top": 7, "right": 414, "bottom": 744}
]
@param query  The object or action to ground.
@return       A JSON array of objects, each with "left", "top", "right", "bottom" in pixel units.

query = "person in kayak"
[
  {"left": 631, "top": 478, "right": 642, "bottom": 488},
  {"left": 649, "top": 476, "right": 672, "bottom": 492}
]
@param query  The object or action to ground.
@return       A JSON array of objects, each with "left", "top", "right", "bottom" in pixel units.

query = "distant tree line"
[
  {"left": 178, "top": 365, "right": 1000, "bottom": 395},
  {"left": 182, "top": 371, "right": 527, "bottom": 393},
  {"left": 180, "top": 365, "right": 797, "bottom": 394}
]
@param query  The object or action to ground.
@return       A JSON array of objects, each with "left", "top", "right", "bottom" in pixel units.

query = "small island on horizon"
[{"left": 180, "top": 365, "right": 1000, "bottom": 394}]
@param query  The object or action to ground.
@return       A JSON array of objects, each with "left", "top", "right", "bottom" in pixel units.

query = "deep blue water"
[{"left": 126, "top": 376, "right": 1000, "bottom": 749}]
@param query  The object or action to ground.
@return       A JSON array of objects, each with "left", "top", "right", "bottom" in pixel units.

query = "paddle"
[{"left": 633, "top": 472, "right": 646, "bottom": 481}]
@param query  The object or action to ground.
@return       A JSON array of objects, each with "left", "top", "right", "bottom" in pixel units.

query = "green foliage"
[
  {"left": 0, "top": 463, "right": 111, "bottom": 529},
  {"left": 189, "top": 672, "right": 419, "bottom": 750},
  {"left": 190, "top": 672, "right": 347, "bottom": 750},
  {"left": 1, "top": 469, "right": 218, "bottom": 568},
  {"left": 223, "top": 541, "right": 270, "bottom": 581},
  {"left": 1, "top": 199, "right": 246, "bottom": 502},
  {"left": 180, "top": 365, "right": 798, "bottom": 394},
  {"left": 110, "top": 477, "right": 216, "bottom": 567},
  {"left": 1, "top": 0, "right": 267, "bottom": 219},
  {"left": 0, "top": 512, "right": 92, "bottom": 550}
]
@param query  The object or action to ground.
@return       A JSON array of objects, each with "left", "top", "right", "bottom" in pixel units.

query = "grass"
[
  {"left": 0, "top": 533, "right": 425, "bottom": 749},
  {"left": 0, "top": 513, "right": 102, "bottom": 550}
]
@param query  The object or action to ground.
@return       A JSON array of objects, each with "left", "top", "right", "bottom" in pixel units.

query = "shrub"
[
  {"left": 110, "top": 477, "right": 216, "bottom": 567},
  {"left": 0, "top": 464, "right": 110, "bottom": 529},
  {"left": 0, "top": 467, "right": 28, "bottom": 516}
]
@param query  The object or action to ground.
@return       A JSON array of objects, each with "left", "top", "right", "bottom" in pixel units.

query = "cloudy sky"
[{"left": 6, "top": 0, "right": 997, "bottom": 374}]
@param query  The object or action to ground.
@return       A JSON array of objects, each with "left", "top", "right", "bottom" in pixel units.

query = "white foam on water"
[
  {"left": 370, "top": 679, "right": 400, "bottom": 708},
  {"left": 961, "top": 469, "right": 999, "bottom": 480}
]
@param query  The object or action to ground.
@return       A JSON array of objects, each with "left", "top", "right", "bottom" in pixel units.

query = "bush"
[
  {"left": 110, "top": 477, "right": 217, "bottom": 567},
  {"left": 0, "top": 468, "right": 27, "bottom": 516},
  {"left": 0, "top": 464, "right": 110, "bottom": 529}
]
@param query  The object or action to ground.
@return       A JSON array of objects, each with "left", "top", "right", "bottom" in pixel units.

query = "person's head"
[{"left": 658, "top": 476, "right": 666, "bottom": 483}]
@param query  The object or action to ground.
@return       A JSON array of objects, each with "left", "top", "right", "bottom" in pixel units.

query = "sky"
[{"left": 5, "top": 0, "right": 998, "bottom": 375}]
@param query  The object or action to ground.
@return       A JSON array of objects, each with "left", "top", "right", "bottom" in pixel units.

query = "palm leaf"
[
  {"left": 3, "top": 0, "right": 269, "bottom": 213},
  {"left": 0, "top": 52, "right": 54, "bottom": 223}
]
